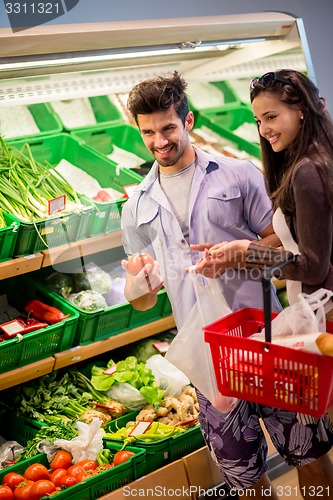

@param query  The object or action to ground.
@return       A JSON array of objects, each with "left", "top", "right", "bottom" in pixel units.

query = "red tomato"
[
  {"left": 29, "top": 480, "right": 56, "bottom": 500},
  {"left": 24, "top": 463, "right": 50, "bottom": 482},
  {"left": 113, "top": 451, "right": 135, "bottom": 467},
  {"left": 13, "top": 481, "right": 34, "bottom": 500},
  {"left": 75, "top": 470, "right": 94, "bottom": 482},
  {"left": 50, "top": 469, "right": 67, "bottom": 487},
  {"left": 50, "top": 450, "right": 72, "bottom": 471},
  {"left": 2, "top": 472, "right": 25, "bottom": 491},
  {"left": 75, "top": 460, "right": 97, "bottom": 472},
  {"left": 59, "top": 475, "right": 78, "bottom": 487},
  {"left": 0, "top": 485, "right": 14, "bottom": 499},
  {"left": 127, "top": 253, "right": 154, "bottom": 275},
  {"left": 67, "top": 463, "right": 83, "bottom": 479},
  {"left": 93, "top": 464, "right": 113, "bottom": 475}
]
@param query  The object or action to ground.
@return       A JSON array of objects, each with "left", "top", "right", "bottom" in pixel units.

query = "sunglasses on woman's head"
[{"left": 249, "top": 72, "right": 293, "bottom": 90}]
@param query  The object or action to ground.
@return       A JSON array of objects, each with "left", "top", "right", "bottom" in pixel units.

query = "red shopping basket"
[{"left": 203, "top": 259, "right": 333, "bottom": 417}]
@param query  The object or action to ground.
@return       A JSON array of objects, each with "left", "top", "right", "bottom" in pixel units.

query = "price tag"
[
  {"left": 123, "top": 184, "right": 139, "bottom": 198},
  {"left": 102, "top": 364, "right": 117, "bottom": 375},
  {"left": 0, "top": 320, "right": 25, "bottom": 335},
  {"left": 90, "top": 402, "right": 115, "bottom": 410},
  {"left": 129, "top": 420, "right": 152, "bottom": 436},
  {"left": 175, "top": 417, "right": 198, "bottom": 427},
  {"left": 153, "top": 341, "right": 170, "bottom": 354},
  {"left": 48, "top": 194, "right": 66, "bottom": 215}
]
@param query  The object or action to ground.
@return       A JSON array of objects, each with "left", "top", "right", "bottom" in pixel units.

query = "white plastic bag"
[
  {"left": 146, "top": 354, "right": 190, "bottom": 397},
  {"left": 54, "top": 418, "right": 103, "bottom": 464},
  {"left": 106, "top": 382, "right": 147, "bottom": 411},
  {"left": 256, "top": 288, "right": 333, "bottom": 340},
  {"left": 166, "top": 269, "right": 238, "bottom": 413}
]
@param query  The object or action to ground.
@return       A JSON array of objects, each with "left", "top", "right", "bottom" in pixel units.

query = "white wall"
[{"left": 1, "top": 0, "right": 332, "bottom": 108}]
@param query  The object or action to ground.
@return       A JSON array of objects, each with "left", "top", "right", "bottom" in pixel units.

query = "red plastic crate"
[{"left": 204, "top": 308, "right": 333, "bottom": 417}]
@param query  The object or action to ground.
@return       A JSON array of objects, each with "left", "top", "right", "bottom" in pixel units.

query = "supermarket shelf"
[
  {"left": 0, "top": 231, "right": 122, "bottom": 280},
  {"left": 0, "top": 315, "right": 175, "bottom": 390},
  {"left": 53, "top": 314, "right": 176, "bottom": 370},
  {"left": 0, "top": 357, "right": 55, "bottom": 391},
  {"left": 0, "top": 253, "right": 43, "bottom": 280},
  {"left": 42, "top": 231, "right": 122, "bottom": 268}
]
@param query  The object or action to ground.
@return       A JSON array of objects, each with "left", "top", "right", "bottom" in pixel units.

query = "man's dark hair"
[{"left": 127, "top": 71, "right": 189, "bottom": 126}]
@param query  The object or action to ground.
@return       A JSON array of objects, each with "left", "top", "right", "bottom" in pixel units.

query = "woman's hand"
[{"left": 188, "top": 240, "right": 251, "bottom": 277}]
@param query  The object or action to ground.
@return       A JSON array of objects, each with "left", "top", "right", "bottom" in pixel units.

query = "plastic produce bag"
[
  {"left": 146, "top": 354, "right": 190, "bottom": 397},
  {"left": 255, "top": 288, "right": 333, "bottom": 340},
  {"left": 106, "top": 383, "right": 147, "bottom": 411},
  {"left": 54, "top": 418, "right": 103, "bottom": 464},
  {"left": 0, "top": 441, "right": 24, "bottom": 469},
  {"left": 166, "top": 268, "right": 238, "bottom": 413}
]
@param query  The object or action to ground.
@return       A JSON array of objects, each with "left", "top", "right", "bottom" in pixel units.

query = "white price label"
[
  {"left": 48, "top": 194, "right": 66, "bottom": 215},
  {"left": 102, "top": 364, "right": 117, "bottom": 375},
  {"left": 129, "top": 420, "right": 152, "bottom": 436}
]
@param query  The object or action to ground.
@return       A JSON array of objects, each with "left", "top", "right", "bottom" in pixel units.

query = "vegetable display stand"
[
  {"left": 195, "top": 108, "right": 261, "bottom": 159},
  {"left": 51, "top": 95, "right": 124, "bottom": 132},
  {"left": 0, "top": 442, "right": 146, "bottom": 500},
  {"left": 11, "top": 133, "right": 142, "bottom": 239},
  {"left": 203, "top": 261, "right": 333, "bottom": 418},
  {"left": 0, "top": 212, "right": 20, "bottom": 262},
  {"left": 104, "top": 412, "right": 205, "bottom": 474},
  {"left": 0, "top": 275, "right": 78, "bottom": 374}
]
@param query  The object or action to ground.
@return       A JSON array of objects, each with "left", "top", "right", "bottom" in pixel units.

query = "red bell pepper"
[
  {"left": 25, "top": 299, "right": 70, "bottom": 324},
  {"left": 0, "top": 317, "right": 48, "bottom": 339}
]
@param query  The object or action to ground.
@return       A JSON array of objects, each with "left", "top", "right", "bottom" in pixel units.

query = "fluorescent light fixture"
[{"left": 0, "top": 38, "right": 266, "bottom": 72}]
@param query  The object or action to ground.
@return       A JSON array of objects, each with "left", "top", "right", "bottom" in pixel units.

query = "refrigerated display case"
[{"left": 0, "top": 11, "right": 315, "bottom": 495}]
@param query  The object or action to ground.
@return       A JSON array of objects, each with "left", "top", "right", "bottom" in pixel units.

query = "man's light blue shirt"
[{"left": 121, "top": 146, "right": 280, "bottom": 329}]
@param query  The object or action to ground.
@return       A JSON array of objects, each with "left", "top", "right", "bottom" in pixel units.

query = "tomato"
[
  {"left": 75, "top": 470, "right": 94, "bottom": 482},
  {"left": 75, "top": 460, "right": 97, "bottom": 472},
  {"left": 2, "top": 472, "right": 25, "bottom": 491},
  {"left": 59, "top": 475, "right": 78, "bottom": 487},
  {"left": 50, "top": 450, "right": 72, "bottom": 472},
  {"left": 127, "top": 253, "right": 154, "bottom": 275},
  {"left": 113, "top": 451, "right": 135, "bottom": 467},
  {"left": 29, "top": 480, "right": 56, "bottom": 500},
  {"left": 67, "top": 463, "right": 83, "bottom": 479},
  {"left": 93, "top": 464, "right": 113, "bottom": 475},
  {"left": 24, "top": 463, "right": 50, "bottom": 482},
  {"left": 13, "top": 481, "right": 34, "bottom": 500},
  {"left": 50, "top": 469, "right": 67, "bottom": 487},
  {"left": 0, "top": 485, "right": 14, "bottom": 499}
]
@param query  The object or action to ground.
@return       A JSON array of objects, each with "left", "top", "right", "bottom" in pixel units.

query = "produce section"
[{"left": 0, "top": 10, "right": 316, "bottom": 499}]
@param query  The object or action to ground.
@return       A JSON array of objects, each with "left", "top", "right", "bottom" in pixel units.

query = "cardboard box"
[
  {"left": 99, "top": 459, "right": 192, "bottom": 499},
  {"left": 182, "top": 446, "right": 225, "bottom": 499}
]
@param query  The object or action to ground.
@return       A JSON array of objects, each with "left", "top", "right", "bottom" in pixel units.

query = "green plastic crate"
[
  {"left": 72, "top": 122, "right": 152, "bottom": 173},
  {"left": 0, "top": 212, "right": 20, "bottom": 262},
  {"left": 188, "top": 80, "right": 241, "bottom": 113},
  {"left": 0, "top": 442, "right": 146, "bottom": 499},
  {"left": 195, "top": 108, "right": 261, "bottom": 159},
  {"left": 0, "top": 275, "right": 79, "bottom": 375},
  {"left": 30, "top": 263, "right": 171, "bottom": 345},
  {"left": 51, "top": 95, "right": 124, "bottom": 132},
  {"left": 129, "top": 289, "right": 171, "bottom": 329},
  {"left": 11, "top": 133, "right": 142, "bottom": 239},
  {"left": 0, "top": 103, "right": 63, "bottom": 141},
  {"left": 104, "top": 411, "right": 204, "bottom": 474},
  {"left": 0, "top": 414, "right": 46, "bottom": 446}
]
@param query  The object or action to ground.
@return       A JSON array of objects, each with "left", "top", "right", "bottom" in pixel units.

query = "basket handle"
[{"left": 262, "top": 255, "right": 296, "bottom": 344}]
